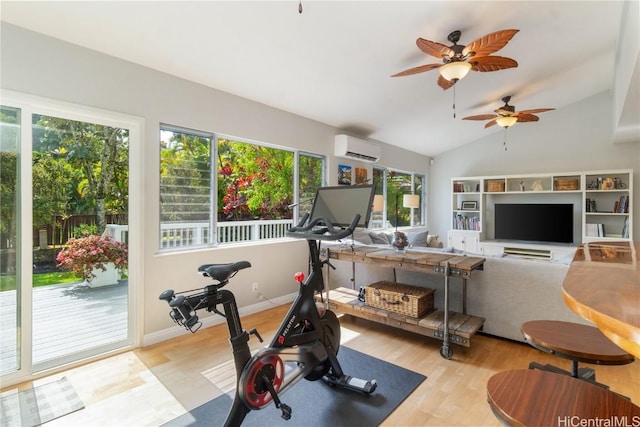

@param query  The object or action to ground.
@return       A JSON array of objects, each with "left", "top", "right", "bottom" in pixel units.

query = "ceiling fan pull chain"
[
  {"left": 298, "top": 0, "right": 303, "bottom": 14},
  {"left": 503, "top": 128, "right": 508, "bottom": 151},
  {"left": 452, "top": 85, "right": 456, "bottom": 118}
]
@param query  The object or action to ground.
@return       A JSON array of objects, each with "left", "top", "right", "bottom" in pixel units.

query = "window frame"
[{"left": 158, "top": 124, "right": 326, "bottom": 251}]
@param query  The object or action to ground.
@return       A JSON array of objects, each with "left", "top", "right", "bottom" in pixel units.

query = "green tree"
[
  {"left": 34, "top": 115, "right": 129, "bottom": 233},
  {"left": 32, "top": 153, "right": 73, "bottom": 246}
]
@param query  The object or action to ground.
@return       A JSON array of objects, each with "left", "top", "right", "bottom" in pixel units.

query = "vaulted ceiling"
[{"left": 1, "top": 1, "right": 637, "bottom": 156}]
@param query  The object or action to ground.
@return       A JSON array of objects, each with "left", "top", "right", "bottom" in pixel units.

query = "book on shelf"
[
  {"left": 585, "top": 223, "right": 605, "bottom": 237},
  {"left": 614, "top": 195, "right": 629, "bottom": 213},
  {"left": 621, "top": 217, "right": 630, "bottom": 238},
  {"left": 452, "top": 214, "right": 480, "bottom": 231}
]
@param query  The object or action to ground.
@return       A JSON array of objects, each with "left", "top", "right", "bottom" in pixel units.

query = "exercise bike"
[{"left": 159, "top": 212, "right": 377, "bottom": 426}]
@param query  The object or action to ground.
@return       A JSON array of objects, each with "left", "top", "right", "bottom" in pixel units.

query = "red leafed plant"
[{"left": 56, "top": 233, "right": 128, "bottom": 280}]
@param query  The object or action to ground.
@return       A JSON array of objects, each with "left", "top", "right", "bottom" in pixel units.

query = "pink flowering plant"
[{"left": 56, "top": 233, "right": 128, "bottom": 280}]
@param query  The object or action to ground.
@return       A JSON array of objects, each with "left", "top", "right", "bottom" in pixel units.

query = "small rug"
[
  {"left": 0, "top": 376, "right": 84, "bottom": 427},
  {"left": 164, "top": 346, "right": 426, "bottom": 427}
]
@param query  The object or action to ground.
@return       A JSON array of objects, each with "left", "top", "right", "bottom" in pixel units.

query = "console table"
[{"left": 319, "top": 245, "right": 486, "bottom": 358}]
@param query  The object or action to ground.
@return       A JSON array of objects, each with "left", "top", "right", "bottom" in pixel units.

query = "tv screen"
[
  {"left": 310, "top": 185, "right": 374, "bottom": 228},
  {"left": 495, "top": 203, "right": 574, "bottom": 244}
]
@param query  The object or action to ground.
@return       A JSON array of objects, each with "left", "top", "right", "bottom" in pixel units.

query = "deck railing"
[{"left": 160, "top": 219, "right": 294, "bottom": 249}]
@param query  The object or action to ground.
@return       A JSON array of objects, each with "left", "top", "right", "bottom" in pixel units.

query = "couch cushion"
[
  {"left": 351, "top": 229, "right": 373, "bottom": 245},
  {"left": 407, "top": 230, "right": 429, "bottom": 247},
  {"left": 369, "top": 231, "right": 392, "bottom": 245}
]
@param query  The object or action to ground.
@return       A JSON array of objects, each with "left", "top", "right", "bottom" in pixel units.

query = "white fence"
[{"left": 160, "top": 219, "right": 294, "bottom": 249}]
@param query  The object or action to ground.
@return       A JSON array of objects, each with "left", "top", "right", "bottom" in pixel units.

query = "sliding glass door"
[{"left": 0, "top": 93, "right": 140, "bottom": 383}]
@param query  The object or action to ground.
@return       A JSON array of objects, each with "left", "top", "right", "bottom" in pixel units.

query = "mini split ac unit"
[{"left": 334, "top": 134, "right": 381, "bottom": 163}]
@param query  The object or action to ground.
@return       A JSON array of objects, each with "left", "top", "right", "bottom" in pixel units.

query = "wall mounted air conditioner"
[{"left": 334, "top": 134, "right": 381, "bottom": 163}]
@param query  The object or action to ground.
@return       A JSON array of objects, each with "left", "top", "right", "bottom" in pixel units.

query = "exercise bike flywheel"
[{"left": 239, "top": 352, "right": 285, "bottom": 409}]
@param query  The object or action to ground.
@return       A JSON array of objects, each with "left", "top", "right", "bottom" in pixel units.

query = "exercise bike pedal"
[{"left": 322, "top": 374, "right": 377, "bottom": 394}]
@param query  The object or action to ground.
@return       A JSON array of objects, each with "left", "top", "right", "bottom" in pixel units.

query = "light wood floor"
[{"left": 4, "top": 304, "right": 639, "bottom": 426}]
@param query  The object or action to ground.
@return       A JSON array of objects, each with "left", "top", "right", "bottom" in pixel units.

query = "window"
[
  {"left": 159, "top": 125, "right": 326, "bottom": 250},
  {"left": 371, "top": 167, "right": 425, "bottom": 229}
]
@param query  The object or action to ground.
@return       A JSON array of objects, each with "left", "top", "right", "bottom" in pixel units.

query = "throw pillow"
[
  {"left": 351, "top": 229, "right": 373, "bottom": 245},
  {"left": 369, "top": 232, "right": 392, "bottom": 245},
  {"left": 407, "top": 230, "right": 429, "bottom": 247}
]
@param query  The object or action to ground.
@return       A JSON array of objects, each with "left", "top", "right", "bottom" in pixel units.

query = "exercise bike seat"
[{"left": 198, "top": 261, "right": 251, "bottom": 283}]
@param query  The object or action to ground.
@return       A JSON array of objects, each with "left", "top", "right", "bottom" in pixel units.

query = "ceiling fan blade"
[
  {"left": 515, "top": 113, "right": 540, "bottom": 123},
  {"left": 437, "top": 74, "right": 456, "bottom": 90},
  {"left": 462, "top": 114, "right": 498, "bottom": 121},
  {"left": 484, "top": 119, "right": 498, "bottom": 128},
  {"left": 470, "top": 56, "right": 518, "bottom": 72},
  {"left": 416, "top": 38, "right": 454, "bottom": 59},
  {"left": 391, "top": 63, "right": 441, "bottom": 77},
  {"left": 462, "top": 29, "right": 519, "bottom": 58},
  {"left": 516, "top": 108, "right": 555, "bottom": 115}
]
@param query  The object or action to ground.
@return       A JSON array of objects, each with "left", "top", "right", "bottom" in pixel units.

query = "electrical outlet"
[{"left": 252, "top": 282, "right": 259, "bottom": 294}]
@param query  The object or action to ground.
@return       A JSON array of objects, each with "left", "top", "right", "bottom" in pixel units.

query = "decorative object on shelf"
[
  {"left": 391, "top": 192, "right": 420, "bottom": 252},
  {"left": 391, "top": 29, "right": 519, "bottom": 117},
  {"left": 554, "top": 178, "right": 579, "bottom": 191},
  {"left": 520, "top": 180, "right": 525, "bottom": 191},
  {"left": 487, "top": 180, "right": 505, "bottom": 192},
  {"left": 531, "top": 179, "right": 544, "bottom": 191},
  {"left": 461, "top": 201, "right": 477, "bottom": 210}
]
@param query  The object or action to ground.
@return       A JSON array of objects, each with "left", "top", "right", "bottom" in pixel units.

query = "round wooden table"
[
  {"left": 487, "top": 369, "right": 640, "bottom": 426},
  {"left": 521, "top": 320, "right": 634, "bottom": 380},
  {"left": 562, "top": 241, "right": 640, "bottom": 358}
]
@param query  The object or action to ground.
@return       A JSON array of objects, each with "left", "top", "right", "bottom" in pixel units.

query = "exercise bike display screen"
[{"left": 309, "top": 185, "right": 374, "bottom": 228}]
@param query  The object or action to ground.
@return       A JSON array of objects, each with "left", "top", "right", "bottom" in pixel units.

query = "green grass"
[{"left": 0, "top": 271, "right": 81, "bottom": 292}]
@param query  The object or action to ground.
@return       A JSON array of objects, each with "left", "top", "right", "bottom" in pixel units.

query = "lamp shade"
[
  {"left": 403, "top": 194, "right": 420, "bottom": 209},
  {"left": 496, "top": 116, "right": 518, "bottom": 128},
  {"left": 439, "top": 61, "right": 472, "bottom": 82},
  {"left": 372, "top": 195, "right": 384, "bottom": 212}
]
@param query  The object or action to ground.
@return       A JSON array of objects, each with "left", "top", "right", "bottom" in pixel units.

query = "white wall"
[
  {"left": 429, "top": 91, "right": 640, "bottom": 243},
  {"left": 0, "top": 23, "right": 429, "bottom": 339}
]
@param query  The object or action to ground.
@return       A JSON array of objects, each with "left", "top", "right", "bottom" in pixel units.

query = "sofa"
[{"left": 325, "top": 227, "right": 590, "bottom": 342}]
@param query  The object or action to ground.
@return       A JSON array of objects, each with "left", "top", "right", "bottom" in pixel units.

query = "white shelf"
[{"left": 450, "top": 169, "right": 633, "bottom": 251}]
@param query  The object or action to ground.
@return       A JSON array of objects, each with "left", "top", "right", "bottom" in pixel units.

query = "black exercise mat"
[{"left": 164, "top": 346, "right": 425, "bottom": 427}]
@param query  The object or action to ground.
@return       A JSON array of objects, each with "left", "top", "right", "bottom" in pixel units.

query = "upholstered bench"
[{"left": 521, "top": 320, "right": 634, "bottom": 387}]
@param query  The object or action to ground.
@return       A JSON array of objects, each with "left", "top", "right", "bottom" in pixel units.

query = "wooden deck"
[{"left": 0, "top": 280, "right": 128, "bottom": 375}]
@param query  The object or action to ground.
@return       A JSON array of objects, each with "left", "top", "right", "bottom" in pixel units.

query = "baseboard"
[{"left": 143, "top": 292, "right": 297, "bottom": 346}]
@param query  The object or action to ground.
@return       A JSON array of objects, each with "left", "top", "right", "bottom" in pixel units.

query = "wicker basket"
[
  {"left": 555, "top": 178, "right": 579, "bottom": 191},
  {"left": 364, "top": 281, "right": 435, "bottom": 318},
  {"left": 487, "top": 181, "right": 505, "bottom": 192}
]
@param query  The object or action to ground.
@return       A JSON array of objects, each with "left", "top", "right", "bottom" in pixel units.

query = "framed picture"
[
  {"left": 338, "top": 164, "right": 352, "bottom": 185},
  {"left": 355, "top": 167, "right": 367, "bottom": 185},
  {"left": 461, "top": 201, "right": 477, "bottom": 210}
]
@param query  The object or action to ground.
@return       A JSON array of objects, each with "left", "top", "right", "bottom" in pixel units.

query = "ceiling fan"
[
  {"left": 391, "top": 29, "right": 519, "bottom": 90},
  {"left": 462, "top": 96, "right": 555, "bottom": 128}
]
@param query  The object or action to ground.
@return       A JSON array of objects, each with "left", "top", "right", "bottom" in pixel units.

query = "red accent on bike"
[
  {"left": 242, "top": 354, "right": 284, "bottom": 409},
  {"left": 294, "top": 272, "right": 305, "bottom": 283},
  {"left": 277, "top": 335, "right": 285, "bottom": 345}
]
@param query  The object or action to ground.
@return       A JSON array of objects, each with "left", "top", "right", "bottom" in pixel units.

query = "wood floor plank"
[{"left": 2, "top": 303, "right": 638, "bottom": 426}]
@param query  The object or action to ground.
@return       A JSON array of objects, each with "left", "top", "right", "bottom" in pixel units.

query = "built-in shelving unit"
[{"left": 449, "top": 170, "right": 633, "bottom": 257}]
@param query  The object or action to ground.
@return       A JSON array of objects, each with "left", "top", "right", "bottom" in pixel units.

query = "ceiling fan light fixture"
[
  {"left": 439, "top": 61, "right": 472, "bottom": 82},
  {"left": 496, "top": 116, "right": 518, "bottom": 128}
]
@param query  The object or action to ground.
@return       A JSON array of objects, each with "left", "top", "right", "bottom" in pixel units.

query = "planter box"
[{"left": 83, "top": 263, "right": 120, "bottom": 288}]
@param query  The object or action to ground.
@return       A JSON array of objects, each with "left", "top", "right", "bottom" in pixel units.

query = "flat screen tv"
[
  {"left": 494, "top": 203, "right": 574, "bottom": 244},
  {"left": 310, "top": 185, "right": 374, "bottom": 228}
]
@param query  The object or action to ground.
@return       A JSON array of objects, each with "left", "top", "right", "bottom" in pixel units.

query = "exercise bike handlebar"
[{"left": 286, "top": 213, "right": 360, "bottom": 241}]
